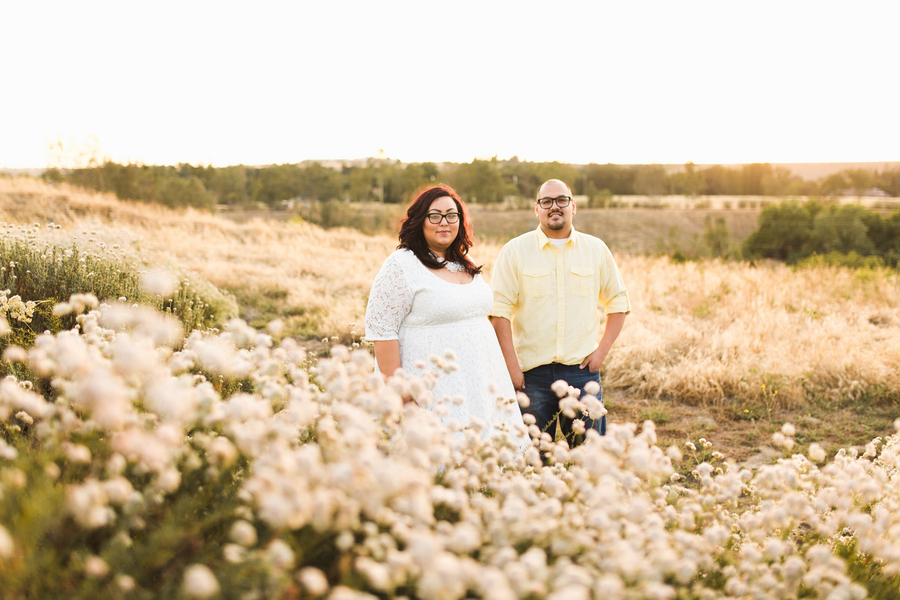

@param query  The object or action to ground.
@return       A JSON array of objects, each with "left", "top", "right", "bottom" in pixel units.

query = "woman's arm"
[
  {"left": 373, "top": 339, "right": 401, "bottom": 383},
  {"left": 490, "top": 316, "right": 524, "bottom": 390}
]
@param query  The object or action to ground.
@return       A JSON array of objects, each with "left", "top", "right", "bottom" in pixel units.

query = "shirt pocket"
[
  {"left": 569, "top": 266, "right": 595, "bottom": 297},
  {"left": 523, "top": 268, "right": 551, "bottom": 298}
]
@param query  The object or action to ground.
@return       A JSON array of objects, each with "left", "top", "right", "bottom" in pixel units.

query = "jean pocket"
[
  {"left": 569, "top": 266, "right": 594, "bottom": 297},
  {"left": 523, "top": 268, "right": 551, "bottom": 297}
]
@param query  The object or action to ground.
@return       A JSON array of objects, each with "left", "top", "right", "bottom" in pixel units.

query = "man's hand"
[
  {"left": 510, "top": 366, "right": 525, "bottom": 390},
  {"left": 579, "top": 312, "right": 627, "bottom": 372},
  {"left": 579, "top": 346, "right": 608, "bottom": 372}
]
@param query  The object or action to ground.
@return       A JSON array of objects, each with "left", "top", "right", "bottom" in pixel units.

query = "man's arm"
[
  {"left": 490, "top": 316, "right": 525, "bottom": 390},
  {"left": 579, "top": 312, "right": 626, "bottom": 372},
  {"left": 373, "top": 340, "right": 401, "bottom": 384}
]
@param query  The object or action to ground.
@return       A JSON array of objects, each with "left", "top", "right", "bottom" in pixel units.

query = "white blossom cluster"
[
  {"left": 0, "top": 289, "right": 36, "bottom": 325},
  {"left": 0, "top": 297, "right": 898, "bottom": 599}
]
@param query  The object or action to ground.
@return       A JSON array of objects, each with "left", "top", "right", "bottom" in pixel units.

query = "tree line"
[
  {"left": 42, "top": 158, "right": 900, "bottom": 211},
  {"left": 742, "top": 200, "right": 900, "bottom": 267}
]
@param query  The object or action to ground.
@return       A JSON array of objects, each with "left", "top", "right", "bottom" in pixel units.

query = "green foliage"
[
  {"left": 804, "top": 204, "right": 876, "bottom": 256},
  {"left": 0, "top": 225, "right": 237, "bottom": 357},
  {"left": 796, "top": 251, "right": 886, "bottom": 270},
  {"left": 744, "top": 199, "right": 900, "bottom": 266},
  {"left": 702, "top": 216, "right": 732, "bottom": 258},
  {"left": 634, "top": 164, "right": 669, "bottom": 197},
  {"left": 742, "top": 200, "right": 816, "bottom": 262}
]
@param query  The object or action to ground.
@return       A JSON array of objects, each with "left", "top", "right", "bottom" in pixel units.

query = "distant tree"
[
  {"left": 803, "top": 204, "right": 875, "bottom": 256},
  {"left": 297, "top": 162, "right": 342, "bottom": 201},
  {"left": 761, "top": 166, "right": 798, "bottom": 196},
  {"left": 344, "top": 165, "right": 376, "bottom": 202},
  {"left": 701, "top": 165, "right": 742, "bottom": 195},
  {"left": 877, "top": 167, "right": 900, "bottom": 197},
  {"left": 584, "top": 163, "right": 636, "bottom": 195},
  {"left": 740, "top": 163, "right": 772, "bottom": 195},
  {"left": 819, "top": 172, "right": 848, "bottom": 196},
  {"left": 250, "top": 163, "right": 303, "bottom": 205},
  {"left": 846, "top": 169, "right": 873, "bottom": 197},
  {"left": 158, "top": 175, "right": 215, "bottom": 210},
  {"left": 209, "top": 165, "right": 248, "bottom": 206},
  {"left": 702, "top": 216, "right": 730, "bottom": 257},
  {"left": 634, "top": 164, "right": 668, "bottom": 198},
  {"left": 447, "top": 158, "right": 505, "bottom": 203},
  {"left": 677, "top": 161, "right": 704, "bottom": 198},
  {"left": 742, "top": 200, "right": 813, "bottom": 261}
]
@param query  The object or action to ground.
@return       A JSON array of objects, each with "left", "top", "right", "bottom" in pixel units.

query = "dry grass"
[
  {"left": 610, "top": 256, "right": 900, "bottom": 408},
  {"left": 0, "top": 177, "right": 396, "bottom": 337},
  {"left": 3, "top": 176, "right": 899, "bottom": 410}
]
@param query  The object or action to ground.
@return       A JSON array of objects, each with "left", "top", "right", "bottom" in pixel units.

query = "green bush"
[
  {"left": 744, "top": 199, "right": 900, "bottom": 266},
  {"left": 797, "top": 251, "right": 886, "bottom": 270},
  {"left": 0, "top": 224, "right": 237, "bottom": 352}
]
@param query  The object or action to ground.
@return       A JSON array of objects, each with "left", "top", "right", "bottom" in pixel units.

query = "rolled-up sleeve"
[
  {"left": 598, "top": 250, "right": 631, "bottom": 315},
  {"left": 489, "top": 244, "right": 518, "bottom": 320}
]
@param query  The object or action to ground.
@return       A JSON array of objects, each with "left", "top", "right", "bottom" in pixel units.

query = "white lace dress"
[{"left": 365, "top": 249, "right": 526, "bottom": 441}]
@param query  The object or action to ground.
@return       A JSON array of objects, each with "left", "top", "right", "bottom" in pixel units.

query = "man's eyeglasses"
[
  {"left": 536, "top": 195, "right": 572, "bottom": 209},
  {"left": 426, "top": 212, "right": 461, "bottom": 224}
]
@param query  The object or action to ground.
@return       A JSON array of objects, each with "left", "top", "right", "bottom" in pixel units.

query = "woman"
[{"left": 365, "top": 184, "right": 526, "bottom": 442}]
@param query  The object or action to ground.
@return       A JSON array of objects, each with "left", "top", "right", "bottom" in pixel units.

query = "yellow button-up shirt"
[{"left": 490, "top": 226, "right": 631, "bottom": 372}]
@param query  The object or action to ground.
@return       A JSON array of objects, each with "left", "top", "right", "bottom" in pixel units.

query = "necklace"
[{"left": 432, "top": 252, "right": 464, "bottom": 273}]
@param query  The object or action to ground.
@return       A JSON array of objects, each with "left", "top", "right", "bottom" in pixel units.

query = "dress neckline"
[{"left": 415, "top": 256, "right": 476, "bottom": 286}]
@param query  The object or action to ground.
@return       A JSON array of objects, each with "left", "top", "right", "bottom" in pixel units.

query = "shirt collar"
[{"left": 536, "top": 225, "right": 578, "bottom": 249}]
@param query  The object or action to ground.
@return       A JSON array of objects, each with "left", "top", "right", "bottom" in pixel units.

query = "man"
[{"left": 489, "top": 179, "right": 630, "bottom": 445}]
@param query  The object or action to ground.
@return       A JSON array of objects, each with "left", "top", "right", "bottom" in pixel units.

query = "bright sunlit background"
[{"left": 2, "top": 1, "right": 898, "bottom": 169}]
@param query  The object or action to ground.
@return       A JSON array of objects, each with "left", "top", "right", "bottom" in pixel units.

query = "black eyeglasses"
[
  {"left": 426, "top": 212, "right": 461, "bottom": 224},
  {"left": 536, "top": 195, "right": 572, "bottom": 209}
]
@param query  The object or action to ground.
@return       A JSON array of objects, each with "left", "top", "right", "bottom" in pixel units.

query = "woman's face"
[{"left": 422, "top": 195, "right": 460, "bottom": 255}]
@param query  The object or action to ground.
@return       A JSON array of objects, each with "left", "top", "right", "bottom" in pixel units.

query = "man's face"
[{"left": 535, "top": 181, "right": 575, "bottom": 234}]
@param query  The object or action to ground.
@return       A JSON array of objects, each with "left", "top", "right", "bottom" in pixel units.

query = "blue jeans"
[{"left": 521, "top": 362, "right": 606, "bottom": 445}]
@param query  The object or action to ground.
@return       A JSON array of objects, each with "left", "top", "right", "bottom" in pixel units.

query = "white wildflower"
[
  {"left": 64, "top": 443, "right": 92, "bottom": 464},
  {"left": 141, "top": 269, "right": 178, "bottom": 296},
  {"left": 116, "top": 574, "right": 136, "bottom": 592},
  {"left": 2, "top": 346, "right": 26, "bottom": 363},
  {"left": 84, "top": 555, "right": 109, "bottom": 578},
  {"left": 0, "top": 524, "right": 13, "bottom": 559},
  {"left": 809, "top": 443, "right": 826, "bottom": 462},
  {"left": 298, "top": 567, "right": 329, "bottom": 596},
  {"left": 223, "top": 544, "right": 246, "bottom": 563},
  {"left": 267, "top": 318, "right": 285, "bottom": 336},
  {"left": 266, "top": 539, "right": 295, "bottom": 571},
  {"left": 666, "top": 445, "right": 683, "bottom": 462},
  {"left": 182, "top": 564, "right": 220, "bottom": 598},
  {"left": 551, "top": 380, "right": 569, "bottom": 398}
]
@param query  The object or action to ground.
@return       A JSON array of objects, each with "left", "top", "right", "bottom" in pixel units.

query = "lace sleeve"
[{"left": 365, "top": 252, "right": 414, "bottom": 340}]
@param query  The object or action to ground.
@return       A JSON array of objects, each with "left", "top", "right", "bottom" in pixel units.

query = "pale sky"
[{"left": 2, "top": 1, "right": 898, "bottom": 169}]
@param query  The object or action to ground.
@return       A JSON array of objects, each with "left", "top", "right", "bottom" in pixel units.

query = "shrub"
[
  {"left": 742, "top": 200, "right": 814, "bottom": 262},
  {"left": 797, "top": 251, "right": 886, "bottom": 270},
  {"left": 0, "top": 223, "right": 237, "bottom": 350}
]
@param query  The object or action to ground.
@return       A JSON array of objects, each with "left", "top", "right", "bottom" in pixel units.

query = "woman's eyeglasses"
[
  {"left": 536, "top": 195, "right": 572, "bottom": 209},
  {"left": 427, "top": 212, "right": 461, "bottom": 224}
]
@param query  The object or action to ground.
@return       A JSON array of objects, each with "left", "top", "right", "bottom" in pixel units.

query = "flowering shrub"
[
  {"left": 0, "top": 221, "right": 238, "bottom": 358},
  {"left": 0, "top": 297, "right": 899, "bottom": 599}
]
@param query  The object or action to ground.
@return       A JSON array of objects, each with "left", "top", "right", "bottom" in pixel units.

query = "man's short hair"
[{"left": 537, "top": 179, "right": 573, "bottom": 199}]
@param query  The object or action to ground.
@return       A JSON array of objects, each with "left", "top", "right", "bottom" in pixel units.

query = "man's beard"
[{"left": 547, "top": 213, "right": 566, "bottom": 230}]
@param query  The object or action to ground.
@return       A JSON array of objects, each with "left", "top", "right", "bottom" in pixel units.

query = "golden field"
[{"left": 2, "top": 176, "right": 898, "bottom": 413}]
